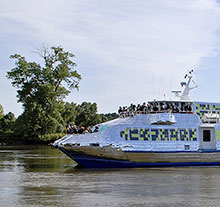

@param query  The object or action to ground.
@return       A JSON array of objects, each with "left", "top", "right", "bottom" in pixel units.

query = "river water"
[{"left": 1, "top": 145, "right": 220, "bottom": 207}]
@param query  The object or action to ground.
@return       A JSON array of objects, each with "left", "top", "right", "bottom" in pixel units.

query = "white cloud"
[{"left": 1, "top": 0, "right": 220, "bottom": 114}]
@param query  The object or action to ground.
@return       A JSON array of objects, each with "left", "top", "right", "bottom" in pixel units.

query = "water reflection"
[{"left": 1, "top": 146, "right": 220, "bottom": 207}]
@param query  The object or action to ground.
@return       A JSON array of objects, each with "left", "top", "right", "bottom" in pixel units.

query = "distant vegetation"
[{"left": 0, "top": 46, "right": 118, "bottom": 145}]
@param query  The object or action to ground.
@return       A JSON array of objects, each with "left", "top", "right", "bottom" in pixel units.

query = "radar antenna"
[{"left": 179, "top": 70, "right": 198, "bottom": 100}]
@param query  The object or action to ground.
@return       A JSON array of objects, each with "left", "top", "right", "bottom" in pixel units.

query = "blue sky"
[{"left": 1, "top": 0, "right": 220, "bottom": 117}]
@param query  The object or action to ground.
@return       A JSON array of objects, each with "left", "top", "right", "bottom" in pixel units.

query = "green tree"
[
  {"left": 99, "top": 113, "right": 119, "bottom": 123},
  {"left": 7, "top": 46, "right": 81, "bottom": 139},
  {"left": 0, "top": 104, "right": 3, "bottom": 119},
  {"left": 75, "top": 102, "right": 101, "bottom": 127},
  {"left": 0, "top": 112, "right": 16, "bottom": 132},
  {"left": 62, "top": 102, "right": 78, "bottom": 126}
]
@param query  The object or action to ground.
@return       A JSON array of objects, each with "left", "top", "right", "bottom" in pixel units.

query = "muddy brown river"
[{"left": 1, "top": 145, "right": 220, "bottom": 207}]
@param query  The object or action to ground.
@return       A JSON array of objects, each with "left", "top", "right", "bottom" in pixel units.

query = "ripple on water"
[{"left": 1, "top": 146, "right": 220, "bottom": 207}]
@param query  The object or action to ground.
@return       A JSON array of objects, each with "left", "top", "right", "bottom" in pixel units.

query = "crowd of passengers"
[
  {"left": 118, "top": 102, "right": 193, "bottom": 117},
  {"left": 66, "top": 125, "right": 99, "bottom": 134}
]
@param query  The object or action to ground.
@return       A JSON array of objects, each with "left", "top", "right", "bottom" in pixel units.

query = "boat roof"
[
  {"left": 149, "top": 100, "right": 194, "bottom": 103},
  {"left": 149, "top": 100, "right": 220, "bottom": 105}
]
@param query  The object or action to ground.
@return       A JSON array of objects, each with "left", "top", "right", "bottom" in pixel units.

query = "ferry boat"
[{"left": 54, "top": 70, "right": 220, "bottom": 168}]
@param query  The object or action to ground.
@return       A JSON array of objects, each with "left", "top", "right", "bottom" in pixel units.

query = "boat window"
[
  {"left": 90, "top": 143, "right": 100, "bottom": 147},
  {"left": 184, "top": 145, "right": 190, "bottom": 150},
  {"left": 99, "top": 125, "right": 109, "bottom": 132},
  {"left": 203, "top": 130, "right": 211, "bottom": 142}
]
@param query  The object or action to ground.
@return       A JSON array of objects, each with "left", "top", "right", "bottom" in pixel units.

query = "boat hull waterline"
[{"left": 58, "top": 146, "right": 220, "bottom": 168}]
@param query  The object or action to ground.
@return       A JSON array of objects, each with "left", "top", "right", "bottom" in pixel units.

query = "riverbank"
[{"left": 0, "top": 131, "right": 65, "bottom": 146}]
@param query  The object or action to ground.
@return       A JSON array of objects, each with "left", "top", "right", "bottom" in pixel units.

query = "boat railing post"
[{"left": 208, "top": 111, "right": 210, "bottom": 124}]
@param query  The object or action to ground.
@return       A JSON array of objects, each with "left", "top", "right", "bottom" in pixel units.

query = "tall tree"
[{"left": 7, "top": 46, "right": 81, "bottom": 138}]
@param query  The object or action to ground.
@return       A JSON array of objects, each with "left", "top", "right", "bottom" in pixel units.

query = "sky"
[{"left": 1, "top": 0, "right": 220, "bottom": 117}]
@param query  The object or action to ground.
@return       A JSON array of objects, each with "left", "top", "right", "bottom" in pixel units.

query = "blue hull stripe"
[{"left": 72, "top": 155, "right": 220, "bottom": 168}]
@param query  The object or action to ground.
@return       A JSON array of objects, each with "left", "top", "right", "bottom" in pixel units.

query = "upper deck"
[
  {"left": 119, "top": 100, "right": 194, "bottom": 118},
  {"left": 119, "top": 100, "right": 220, "bottom": 124}
]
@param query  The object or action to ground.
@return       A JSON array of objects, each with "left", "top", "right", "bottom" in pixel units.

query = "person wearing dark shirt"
[
  {"left": 118, "top": 106, "right": 123, "bottom": 114},
  {"left": 137, "top": 104, "right": 141, "bottom": 114},
  {"left": 160, "top": 103, "right": 165, "bottom": 111},
  {"left": 153, "top": 103, "right": 159, "bottom": 111},
  {"left": 184, "top": 103, "right": 188, "bottom": 112},
  {"left": 140, "top": 102, "right": 147, "bottom": 114},
  {"left": 187, "top": 103, "right": 192, "bottom": 112},
  {"left": 93, "top": 126, "right": 99, "bottom": 133},
  {"left": 78, "top": 126, "right": 85, "bottom": 134},
  {"left": 181, "top": 103, "right": 185, "bottom": 112}
]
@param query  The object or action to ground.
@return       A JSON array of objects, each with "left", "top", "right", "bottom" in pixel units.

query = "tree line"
[{"left": 0, "top": 46, "right": 118, "bottom": 144}]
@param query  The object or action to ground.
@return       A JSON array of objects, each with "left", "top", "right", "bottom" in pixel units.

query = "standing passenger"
[{"left": 147, "top": 104, "right": 152, "bottom": 113}]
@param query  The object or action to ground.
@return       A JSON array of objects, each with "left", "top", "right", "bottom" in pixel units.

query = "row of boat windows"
[
  {"left": 196, "top": 103, "right": 220, "bottom": 121},
  {"left": 120, "top": 128, "right": 197, "bottom": 142},
  {"left": 196, "top": 104, "right": 220, "bottom": 110},
  {"left": 196, "top": 110, "right": 220, "bottom": 120}
]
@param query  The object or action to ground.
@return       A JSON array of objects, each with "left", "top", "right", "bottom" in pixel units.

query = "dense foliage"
[
  {"left": 2, "top": 46, "right": 118, "bottom": 143},
  {"left": 0, "top": 101, "right": 118, "bottom": 143},
  {"left": 7, "top": 46, "right": 81, "bottom": 140}
]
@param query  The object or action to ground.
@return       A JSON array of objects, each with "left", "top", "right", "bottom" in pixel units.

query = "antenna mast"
[{"left": 179, "top": 70, "right": 198, "bottom": 100}]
